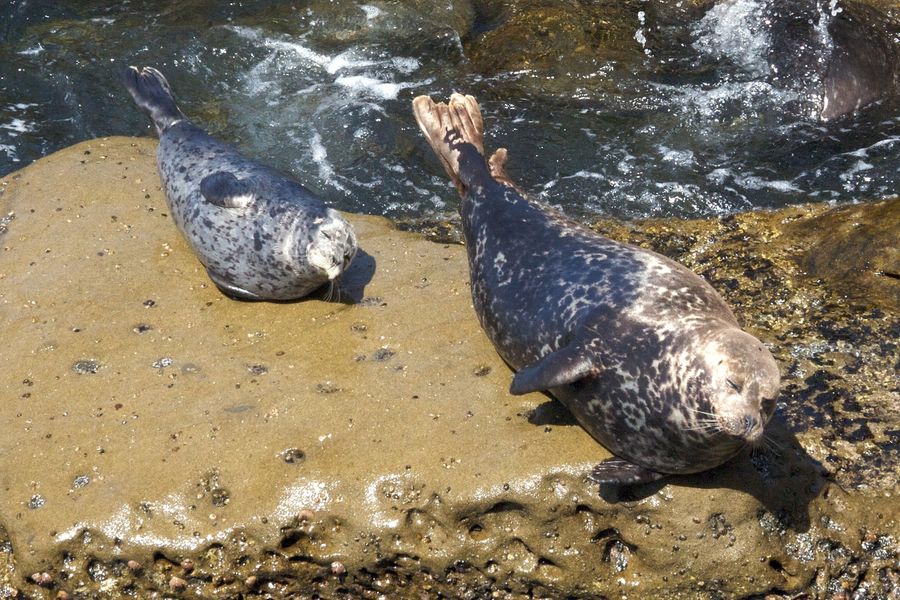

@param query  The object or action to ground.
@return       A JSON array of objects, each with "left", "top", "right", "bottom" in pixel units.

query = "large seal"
[
  {"left": 122, "top": 66, "right": 357, "bottom": 300},
  {"left": 412, "top": 94, "right": 781, "bottom": 484}
]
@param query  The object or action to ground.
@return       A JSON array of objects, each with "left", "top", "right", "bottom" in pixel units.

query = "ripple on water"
[{"left": 0, "top": 1, "right": 898, "bottom": 220}]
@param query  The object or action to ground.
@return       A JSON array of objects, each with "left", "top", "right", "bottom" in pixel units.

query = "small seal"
[
  {"left": 412, "top": 94, "right": 781, "bottom": 484},
  {"left": 122, "top": 66, "right": 357, "bottom": 300}
]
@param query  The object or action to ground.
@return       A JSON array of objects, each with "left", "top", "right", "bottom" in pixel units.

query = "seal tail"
[
  {"left": 121, "top": 66, "right": 186, "bottom": 135},
  {"left": 413, "top": 94, "right": 517, "bottom": 196}
]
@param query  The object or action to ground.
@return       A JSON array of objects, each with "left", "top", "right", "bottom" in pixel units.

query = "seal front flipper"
[
  {"left": 589, "top": 458, "right": 667, "bottom": 485},
  {"left": 200, "top": 171, "right": 256, "bottom": 209},
  {"left": 206, "top": 269, "right": 264, "bottom": 301},
  {"left": 509, "top": 341, "right": 600, "bottom": 395}
]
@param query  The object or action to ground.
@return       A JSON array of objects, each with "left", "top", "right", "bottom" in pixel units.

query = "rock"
[
  {"left": 788, "top": 200, "right": 900, "bottom": 312},
  {"left": 0, "top": 138, "right": 897, "bottom": 598},
  {"left": 465, "top": 0, "right": 648, "bottom": 86}
]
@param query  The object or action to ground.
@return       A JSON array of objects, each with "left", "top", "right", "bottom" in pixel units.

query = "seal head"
[
  {"left": 412, "top": 93, "right": 781, "bottom": 485},
  {"left": 122, "top": 66, "right": 357, "bottom": 300}
]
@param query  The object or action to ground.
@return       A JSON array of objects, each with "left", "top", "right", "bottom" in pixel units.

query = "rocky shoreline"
[{"left": 0, "top": 138, "right": 897, "bottom": 598}]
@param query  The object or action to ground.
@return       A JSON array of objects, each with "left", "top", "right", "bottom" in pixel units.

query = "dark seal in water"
[
  {"left": 412, "top": 93, "right": 781, "bottom": 484},
  {"left": 767, "top": 0, "right": 900, "bottom": 120},
  {"left": 122, "top": 66, "right": 357, "bottom": 300}
]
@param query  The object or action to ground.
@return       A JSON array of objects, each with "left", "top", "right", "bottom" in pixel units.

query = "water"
[{"left": 1, "top": 0, "right": 898, "bottom": 220}]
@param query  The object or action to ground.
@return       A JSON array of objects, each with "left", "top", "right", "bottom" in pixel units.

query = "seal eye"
[{"left": 726, "top": 378, "right": 743, "bottom": 393}]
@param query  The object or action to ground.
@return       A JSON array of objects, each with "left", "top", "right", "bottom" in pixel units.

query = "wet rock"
[
  {"left": 466, "top": 0, "right": 648, "bottom": 86},
  {"left": 786, "top": 199, "right": 900, "bottom": 311},
  {"left": 0, "top": 138, "right": 897, "bottom": 598}
]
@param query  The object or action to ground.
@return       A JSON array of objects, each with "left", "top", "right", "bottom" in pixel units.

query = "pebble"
[
  {"left": 330, "top": 561, "right": 346, "bottom": 576},
  {"left": 169, "top": 575, "right": 186, "bottom": 590}
]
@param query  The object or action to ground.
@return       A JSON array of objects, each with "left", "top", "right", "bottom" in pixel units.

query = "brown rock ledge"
[{"left": 0, "top": 138, "right": 896, "bottom": 598}]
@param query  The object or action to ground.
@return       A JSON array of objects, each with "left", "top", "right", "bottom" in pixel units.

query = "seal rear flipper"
[
  {"left": 509, "top": 342, "right": 600, "bottom": 395},
  {"left": 589, "top": 458, "right": 667, "bottom": 485},
  {"left": 121, "top": 66, "right": 186, "bottom": 135},
  {"left": 412, "top": 94, "right": 495, "bottom": 196},
  {"left": 200, "top": 172, "right": 256, "bottom": 209}
]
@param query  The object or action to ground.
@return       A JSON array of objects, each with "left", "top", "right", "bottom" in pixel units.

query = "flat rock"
[{"left": 0, "top": 138, "right": 897, "bottom": 598}]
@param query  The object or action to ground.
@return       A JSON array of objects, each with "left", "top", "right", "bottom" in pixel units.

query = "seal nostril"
[
  {"left": 726, "top": 378, "right": 743, "bottom": 393},
  {"left": 742, "top": 415, "right": 755, "bottom": 433}
]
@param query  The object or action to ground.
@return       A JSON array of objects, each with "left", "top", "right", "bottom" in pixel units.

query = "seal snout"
[
  {"left": 719, "top": 411, "right": 764, "bottom": 442},
  {"left": 307, "top": 210, "right": 358, "bottom": 281}
]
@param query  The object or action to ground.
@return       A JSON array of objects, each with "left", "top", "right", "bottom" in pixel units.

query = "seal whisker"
[
  {"left": 761, "top": 433, "right": 783, "bottom": 457},
  {"left": 323, "top": 280, "right": 339, "bottom": 303},
  {"left": 685, "top": 407, "right": 720, "bottom": 419},
  {"left": 683, "top": 422, "right": 722, "bottom": 433}
]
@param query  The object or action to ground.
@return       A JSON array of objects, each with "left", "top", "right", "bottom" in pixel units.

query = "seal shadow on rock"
[
  {"left": 412, "top": 92, "right": 783, "bottom": 488},
  {"left": 530, "top": 393, "right": 823, "bottom": 527},
  {"left": 224, "top": 247, "right": 376, "bottom": 307},
  {"left": 601, "top": 417, "right": 823, "bottom": 532},
  {"left": 334, "top": 247, "right": 376, "bottom": 305}
]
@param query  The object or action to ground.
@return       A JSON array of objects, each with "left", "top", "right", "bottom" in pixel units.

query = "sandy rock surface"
[{"left": 0, "top": 138, "right": 897, "bottom": 598}]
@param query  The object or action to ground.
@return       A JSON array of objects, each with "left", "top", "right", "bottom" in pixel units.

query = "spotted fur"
[
  {"left": 413, "top": 94, "right": 781, "bottom": 484},
  {"left": 123, "top": 66, "right": 357, "bottom": 301}
]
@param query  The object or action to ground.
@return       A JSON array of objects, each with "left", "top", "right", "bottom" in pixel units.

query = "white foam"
[
  {"left": 733, "top": 174, "right": 801, "bottom": 193},
  {"left": 634, "top": 10, "right": 649, "bottom": 55},
  {"left": 665, "top": 80, "right": 797, "bottom": 122},
  {"left": 0, "top": 144, "right": 19, "bottom": 161},
  {"left": 360, "top": 5, "right": 382, "bottom": 20},
  {"left": 391, "top": 56, "right": 421, "bottom": 75},
  {"left": 694, "top": 0, "right": 770, "bottom": 77},
  {"left": 706, "top": 167, "right": 732, "bottom": 185},
  {"left": 229, "top": 26, "right": 351, "bottom": 73},
  {"left": 335, "top": 75, "right": 405, "bottom": 100},
  {"left": 17, "top": 44, "right": 44, "bottom": 56},
  {"left": 1, "top": 118, "right": 34, "bottom": 135},
  {"left": 846, "top": 136, "right": 900, "bottom": 158},
  {"left": 309, "top": 131, "right": 348, "bottom": 193},
  {"left": 657, "top": 145, "right": 695, "bottom": 167}
]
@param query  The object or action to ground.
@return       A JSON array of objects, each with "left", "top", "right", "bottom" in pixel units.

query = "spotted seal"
[
  {"left": 122, "top": 66, "right": 357, "bottom": 300},
  {"left": 412, "top": 94, "right": 781, "bottom": 484}
]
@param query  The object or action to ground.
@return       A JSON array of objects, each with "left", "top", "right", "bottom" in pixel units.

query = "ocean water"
[{"left": 0, "top": 0, "right": 898, "bottom": 220}]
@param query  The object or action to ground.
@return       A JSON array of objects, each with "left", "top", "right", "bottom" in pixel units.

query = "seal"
[
  {"left": 412, "top": 94, "right": 781, "bottom": 484},
  {"left": 122, "top": 66, "right": 357, "bottom": 300}
]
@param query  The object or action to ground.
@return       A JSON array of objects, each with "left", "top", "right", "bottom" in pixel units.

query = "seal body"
[
  {"left": 412, "top": 94, "right": 781, "bottom": 484},
  {"left": 122, "top": 66, "right": 357, "bottom": 300}
]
